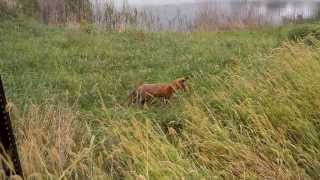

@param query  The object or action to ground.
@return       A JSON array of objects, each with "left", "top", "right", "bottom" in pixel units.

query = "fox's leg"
[
  {"left": 140, "top": 92, "right": 154, "bottom": 105},
  {"left": 140, "top": 97, "right": 151, "bottom": 108},
  {"left": 142, "top": 95, "right": 152, "bottom": 105},
  {"left": 141, "top": 99, "right": 147, "bottom": 106},
  {"left": 138, "top": 92, "right": 148, "bottom": 105},
  {"left": 164, "top": 96, "right": 171, "bottom": 104}
]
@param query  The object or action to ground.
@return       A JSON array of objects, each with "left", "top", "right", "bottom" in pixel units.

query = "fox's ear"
[{"left": 184, "top": 76, "right": 189, "bottom": 81}]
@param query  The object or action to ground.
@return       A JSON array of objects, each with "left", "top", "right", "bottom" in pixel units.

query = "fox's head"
[{"left": 171, "top": 76, "right": 189, "bottom": 91}]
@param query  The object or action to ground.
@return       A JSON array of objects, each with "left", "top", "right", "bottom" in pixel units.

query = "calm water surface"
[
  {"left": 91, "top": 0, "right": 320, "bottom": 30},
  {"left": 140, "top": 0, "right": 320, "bottom": 29}
]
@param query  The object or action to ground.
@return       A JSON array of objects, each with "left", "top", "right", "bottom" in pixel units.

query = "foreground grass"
[{"left": 0, "top": 19, "right": 320, "bottom": 179}]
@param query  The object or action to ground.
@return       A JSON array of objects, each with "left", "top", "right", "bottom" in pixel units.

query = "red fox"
[{"left": 128, "top": 77, "right": 189, "bottom": 105}]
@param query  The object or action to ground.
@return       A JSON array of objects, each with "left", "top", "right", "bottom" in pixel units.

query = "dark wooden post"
[{"left": 0, "top": 76, "right": 23, "bottom": 178}]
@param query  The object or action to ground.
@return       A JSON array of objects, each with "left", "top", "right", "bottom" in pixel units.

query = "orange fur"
[{"left": 128, "top": 77, "right": 189, "bottom": 105}]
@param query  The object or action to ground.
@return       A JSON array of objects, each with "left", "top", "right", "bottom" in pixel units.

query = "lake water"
[
  {"left": 137, "top": 0, "right": 320, "bottom": 30},
  {"left": 91, "top": 0, "right": 320, "bottom": 31}
]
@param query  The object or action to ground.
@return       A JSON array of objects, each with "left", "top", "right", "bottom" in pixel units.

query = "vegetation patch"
[{"left": 1, "top": 19, "right": 320, "bottom": 179}]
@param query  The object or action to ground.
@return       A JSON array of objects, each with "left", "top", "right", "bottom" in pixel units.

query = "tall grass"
[
  {"left": 193, "top": 1, "right": 266, "bottom": 31},
  {"left": 0, "top": 19, "right": 320, "bottom": 179},
  {"left": 0, "top": 0, "right": 93, "bottom": 24}
]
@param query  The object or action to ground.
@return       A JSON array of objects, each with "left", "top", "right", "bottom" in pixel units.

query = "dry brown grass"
[{"left": 13, "top": 104, "right": 102, "bottom": 179}]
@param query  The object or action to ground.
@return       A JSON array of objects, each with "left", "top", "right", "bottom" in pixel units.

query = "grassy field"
[{"left": 1, "top": 18, "right": 320, "bottom": 179}]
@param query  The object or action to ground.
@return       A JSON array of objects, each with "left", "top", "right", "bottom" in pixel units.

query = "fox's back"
[{"left": 138, "top": 84, "right": 171, "bottom": 97}]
